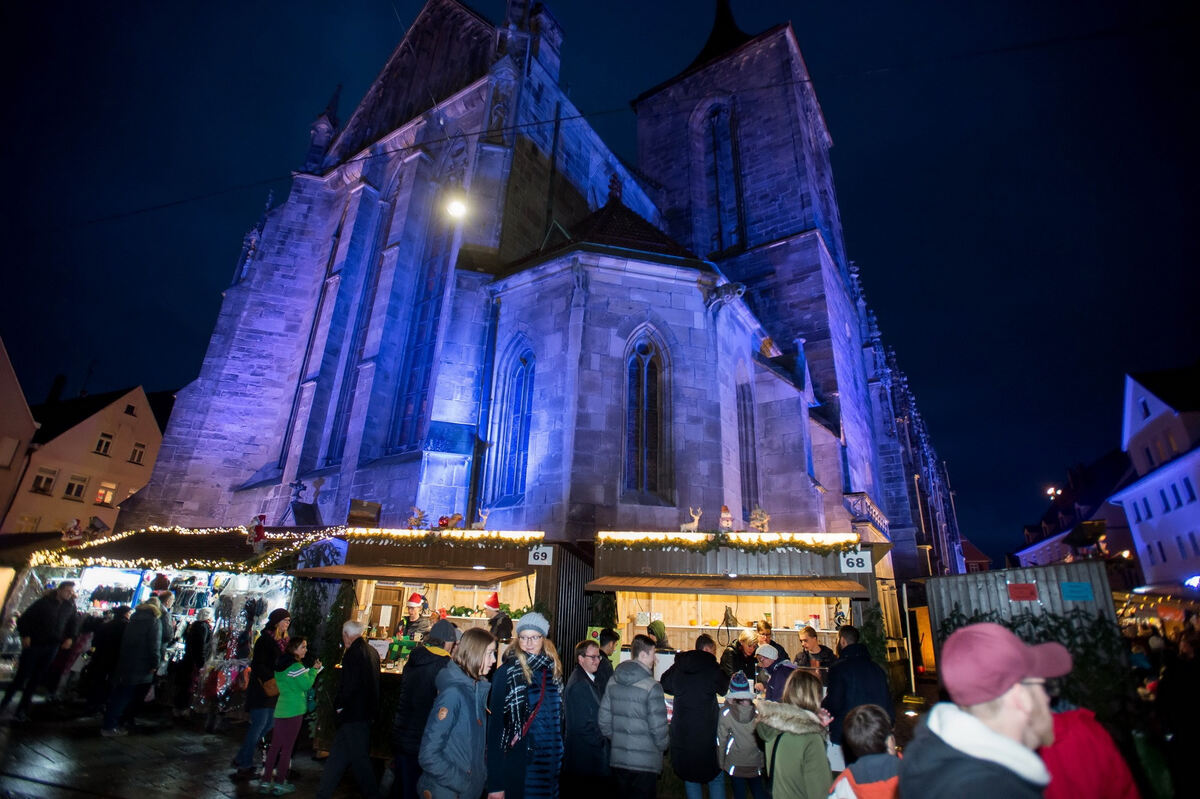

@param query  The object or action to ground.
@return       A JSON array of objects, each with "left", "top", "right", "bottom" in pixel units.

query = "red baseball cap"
[{"left": 941, "top": 622, "right": 1072, "bottom": 706}]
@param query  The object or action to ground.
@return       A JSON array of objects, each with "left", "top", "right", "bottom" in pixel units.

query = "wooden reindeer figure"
[
  {"left": 680, "top": 507, "right": 702, "bottom": 532},
  {"left": 470, "top": 508, "right": 491, "bottom": 530}
]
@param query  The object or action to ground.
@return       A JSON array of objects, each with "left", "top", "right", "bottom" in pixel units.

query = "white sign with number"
[
  {"left": 840, "top": 547, "right": 872, "bottom": 573},
  {"left": 528, "top": 545, "right": 554, "bottom": 566}
]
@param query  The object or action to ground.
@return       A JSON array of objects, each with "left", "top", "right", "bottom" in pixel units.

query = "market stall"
[{"left": 586, "top": 530, "right": 886, "bottom": 670}]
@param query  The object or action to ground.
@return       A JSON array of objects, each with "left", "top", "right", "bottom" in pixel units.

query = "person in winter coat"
[
  {"left": 754, "top": 621, "right": 789, "bottom": 663},
  {"left": 753, "top": 643, "right": 795, "bottom": 702},
  {"left": 101, "top": 598, "right": 163, "bottom": 735},
  {"left": 391, "top": 624, "right": 453, "bottom": 799},
  {"left": 1037, "top": 706, "right": 1139, "bottom": 799},
  {"left": 661, "top": 633, "right": 730, "bottom": 798},
  {"left": 316, "top": 619, "right": 382, "bottom": 799},
  {"left": 232, "top": 608, "right": 291, "bottom": 777},
  {"left": 416, "top": 628, "right": 497, "bottom": 799},
  {"left": 720, "top": 629, "right": 758, "bottom": 684},
  {"left": 794, "top": 627, "right": 835, "bottom": 677},
  {"left": 561, "top": 639, "right": 611, "bottom": 798},
  {"left": 717, "top": 673, "right": 767, "bottom": 799},
  {"left": 597, "top": 634, "right": 669, "bottom": 799},
  {"left": 485, "top": 612, "right": 563, "bottom": 799},
  {"left": 174, "top": 607, "right": 213, "bottom": 715},
  {"left": 594, "top": 628, "right": 619, "bottom": 697},
  {"left": 260, "top": 636, "right": 323, "bottom": 795},
  {"left": 828, "top": 703, "right": 900, "bottom": 798},
  {"left": 822, "top": 626, "right": 892, "bottom": 769},
  {"left": 2, "top": 581, "right": 78, "bottom": 720},
  {"left": 756, "top": 669, "right": 831, "bottom": 799},
  {"left": 81, "top": 605, "right": 130, "bottom": 712}
]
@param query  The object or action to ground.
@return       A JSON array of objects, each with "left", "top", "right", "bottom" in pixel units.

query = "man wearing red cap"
[
  {"left": 482, "top": 591, "right": 512, "bottom": 643},
  {"left": 899, "top": 622, "right": 1073, "bottom": 798},
  {"left": 401, "top": 593, "right": 430, "bottom": 640}
]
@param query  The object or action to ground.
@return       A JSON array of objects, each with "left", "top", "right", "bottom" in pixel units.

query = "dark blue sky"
[{"left": 1, "top": 1, "right": 1196, "bottom": 563}]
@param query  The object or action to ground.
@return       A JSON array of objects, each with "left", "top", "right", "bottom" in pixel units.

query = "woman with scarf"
[{"left": 485, "top": 612, "right": 563, "bottom": 799}]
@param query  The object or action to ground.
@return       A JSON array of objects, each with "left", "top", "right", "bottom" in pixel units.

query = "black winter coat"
[
  {"left": 563, "top": 667, "right": 608, "bottom": 777},
  {"left": 594, "top": 651, "right": 614, "bottom": 697},
  {"left": 113, "top": 603, "right": 162, "bottom": 685},
  {"left": 90, "top": 617, "right": 128, "bottom": 675},
  {"left": 392, "top": 644, "right": 450, "bottom": 755},
  {"left": 183, "top": 619, "right": 212, "bottom": 668},
  {"left": 335, "top": 636, "right": 381, "bottom": 725},
  {"left": 661, "top": 649, "right": 730, "bottom": 783},
  {"left": 17, "top": 594, "right": 78, "bottom": 646},
  {"left": 821, "top": 643, "right": 893, "bottom": 745},
  {"left": 720, "top": 643, "right": 757, "bottom": 683},
  {"left": 246, "top": 628, "right": 286, "bottom": 710},
  {"left": 899, "top": 714, "right": 1043, "bottom": 799}
]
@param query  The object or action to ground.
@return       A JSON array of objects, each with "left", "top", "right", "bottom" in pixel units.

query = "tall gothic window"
[
  {"left": 703, "top": 104, "right": 743, "bottom": 256},
  {"left": 390, "top": 220, "right": 453, "bottom": 452},
  {"left": 736, "top": 382, "right": 759, "bottom": 520},
  {"left": 625, "top": 334, "right": 668, "bottom": 500},
  {"left": 486, "top": 350, "right": 535, "bottom": 504}
]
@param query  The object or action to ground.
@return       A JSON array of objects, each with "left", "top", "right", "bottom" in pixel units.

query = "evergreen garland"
[{"left": 597, "top": 532, "right": 861, "bottom": 556}]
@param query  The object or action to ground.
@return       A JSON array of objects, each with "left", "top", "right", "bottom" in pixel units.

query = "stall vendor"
[
  {"left": 402, "top": 593, "right": 431, "bottom": 640},
  {"left": 483, "top": 592, "right": 512, "bottom": 643}
]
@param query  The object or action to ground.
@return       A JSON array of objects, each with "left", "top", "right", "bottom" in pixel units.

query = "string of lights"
[{"left": 597, "top": 530, "right": 860, "bottom": 555}]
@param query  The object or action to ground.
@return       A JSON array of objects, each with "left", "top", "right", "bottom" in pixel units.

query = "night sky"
[{"left": 2, "top": 1, "right": 1196, "bottom": 563}]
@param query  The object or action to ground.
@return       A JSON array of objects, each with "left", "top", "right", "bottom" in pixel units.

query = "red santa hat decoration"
[
  {"left": 483, "top": 592, "right": 501, "bottom": 611},
  {"left": 406, "top": 592, "right": 424, "bottom": 608}
]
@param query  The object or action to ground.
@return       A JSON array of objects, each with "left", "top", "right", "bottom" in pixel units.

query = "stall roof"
[
  {"left": 290, "top": 564, "right": 532, "bottom": 586},
  {"left": 584, "top": 574, "right": 869, "bottom": 597},
  {"left": 28, "top": 529, "right": 312, "bottom": 572}
]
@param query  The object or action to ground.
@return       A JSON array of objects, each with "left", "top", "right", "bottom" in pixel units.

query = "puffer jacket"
[
  {"left": 717, "top": 700, "right": 764, "bottom": 777},
  {"left": 113, "top": 602, "right": 162, "bottom": 685},
  {"left": 756, "top": 700, "right": 832, "bottom": 799},
  {"left": 417, "top": 661, "right": 490, "bottom": 799},
  {"left": 597, "top": 659, "right": 668, "bottom": 774}
]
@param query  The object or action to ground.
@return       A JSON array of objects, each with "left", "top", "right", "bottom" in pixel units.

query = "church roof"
[
  {"left": 1131, "top": 361, "right": 1200, "bottom": 412},
  {"left": 631, "top": 1, "right": 788, "bottom": 107}
]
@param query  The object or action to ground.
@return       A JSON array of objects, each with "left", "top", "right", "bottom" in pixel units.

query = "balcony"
[{"left": 843, "top": 492, "right": 890, "bottom": 540}]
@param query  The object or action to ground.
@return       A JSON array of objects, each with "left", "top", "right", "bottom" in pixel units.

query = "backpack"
[{"left": 718, "top": 705, "right": 765, "bottom": 778}]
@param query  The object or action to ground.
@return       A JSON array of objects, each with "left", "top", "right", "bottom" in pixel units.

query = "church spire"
[{"left": 684, "top": 0, "right": 753, "bottom": 73}]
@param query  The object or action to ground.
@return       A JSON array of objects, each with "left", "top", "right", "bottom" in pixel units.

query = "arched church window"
[
  {"left": 625, "top": 334, "right": 669, "bottom": 500},
  {"left": 485, "top": 350, "right": 535, "bottom": 504},
  {"left": 389, "top": 219, "right": 453, "bottom": 452},
  {"left": 702, "top": 104, "right": 744, "bottom": 256},
  {"left": 736, "top": 382, "right": 759, "bottom": 520}
]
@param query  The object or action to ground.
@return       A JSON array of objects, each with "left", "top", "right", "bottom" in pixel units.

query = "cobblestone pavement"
[{"left": 0, "top": 698, "right": 381, "bottom": 799}]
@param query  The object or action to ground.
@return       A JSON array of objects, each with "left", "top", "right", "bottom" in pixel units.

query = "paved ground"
[{"left": 0, "top": 697, "right": 376, "bottom": 799}]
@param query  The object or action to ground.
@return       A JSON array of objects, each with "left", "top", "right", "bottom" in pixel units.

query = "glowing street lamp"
[{"left": 445, "top": 196, "right": 467, "bottom": 219}]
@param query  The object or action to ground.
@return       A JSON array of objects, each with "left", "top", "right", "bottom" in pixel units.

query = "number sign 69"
[{"left": 528, "top": 545, "right": 553, "bottom": 566}]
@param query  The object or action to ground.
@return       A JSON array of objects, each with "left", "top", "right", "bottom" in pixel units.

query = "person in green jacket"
[
  {"left": 755, "top": 669, "right": 832, "bottom": 799},
  {"left": 259, "top": 636, "right": 322, "bottom": 795}
]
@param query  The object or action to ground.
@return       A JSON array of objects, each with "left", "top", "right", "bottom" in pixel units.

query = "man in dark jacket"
[
  {"left": 661, "top": 634, "right": 730, "bottom": 798},
  {"left": 2, "top": 581, "right": 78, "bottom": 720},
  {"left": 100, "top": 599, "right": 163, "bottom": 735},
  {"left": 719, "top": 629, "right": 758, "bottom": 683},
  {"left": 598, "top": 634, "right": 669, "bottom": 799},
  {"left": 82, "top": 605, "right": 130, "bottom": 712},
  {"left": 317, "top": 619, "right": 381, "bottom": 799},
  {"left": 822, "top": 625, "right": 893, "bottom": 769},
  {"left": 562, "top": 639, "right": 611, "bottom": 798},
  {"left": 390, "top": 624, "right": 452, "bottom": 799},
  {"left": 899, "top": 623, "right": 1072, "bottom": 799},
  {"left": 594, "top": 628, "right": 619, "bottom": 696}
]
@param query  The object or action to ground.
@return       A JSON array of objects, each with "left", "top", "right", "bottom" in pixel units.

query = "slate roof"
[
  {"left": 30, "top": 388, "right": 136, "bottom": 445},
  {"left": 1132, "top": 361, "right": 1200, "bottom": 413}
]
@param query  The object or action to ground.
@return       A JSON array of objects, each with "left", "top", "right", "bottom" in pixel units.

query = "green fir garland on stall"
[{"left": 596, "top": 532, "right": 861, "bottom": 556}]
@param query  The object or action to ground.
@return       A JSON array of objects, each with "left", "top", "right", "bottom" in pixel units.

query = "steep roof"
[
  {"left": 30, "top": 388, "right": 137, "bottom": 445},
  {"left": 1131, "top": 361, "right": 1200, "bottom": 413},
  {"left": 959, "top": 538, "right": 991, "bottom": 566},
  {"left": 631, "top": 1, "right": 788, "bottom": 107}
]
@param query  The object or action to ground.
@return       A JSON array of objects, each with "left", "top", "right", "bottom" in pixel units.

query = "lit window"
[
  {"left": 31, "top": 467, "right": 58, "bottom": 495},
  {"left": 625, "top": 334, "right": 669, "bottom": 501},
  {"left": 94, "top": 481, "right": 117, "bottom": 506},
  {"left": 94, "top": 433, "right": 113, "bottom": 456},
  {"left": 63, "top": 474, "right": 88, "bottom": 501},
  {"left": 129, "top": 443, "right": 146, "bottom": 465}
]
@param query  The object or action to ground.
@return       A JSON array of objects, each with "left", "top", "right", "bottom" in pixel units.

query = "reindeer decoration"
[
  {"left": 470, "top": 508, "right": 491, "bottom": 530},
  {"left": 749, "top": 506, "right": 771, "bottom": 533},
  {"left": 680, "top": 507, "right": 703, "bottom": 532}
]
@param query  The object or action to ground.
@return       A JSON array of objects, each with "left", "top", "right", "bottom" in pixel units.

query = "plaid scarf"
[{"left": 501, "top": 652, "right": 555, "bottom": 753}]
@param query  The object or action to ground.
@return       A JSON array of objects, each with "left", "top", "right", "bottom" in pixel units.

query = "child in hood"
[{"left": 718, "top": 672, "right": 769, "bottom": 799}]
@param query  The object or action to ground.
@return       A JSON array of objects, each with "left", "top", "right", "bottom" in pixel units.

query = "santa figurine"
[
  {"left": 249, "top": 514, "right": 267, "bottom": 553},
  {"left": 402, "top": 592, "right": 430, "bottom": 639},
  {"left": 482, "top": 591, "right": 513, "bottom": 642}
]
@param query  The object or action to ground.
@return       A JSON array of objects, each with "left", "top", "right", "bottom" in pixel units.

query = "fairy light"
[{"left": 596, "top": 530, "right": 861, "bottom": 554}]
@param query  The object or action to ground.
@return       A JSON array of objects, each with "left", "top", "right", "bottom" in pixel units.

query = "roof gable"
[
  {"left": 1121, "top": 370, "right": 1197, "bottom": 449},
  {"left": 325, "top": 0, "right": 496, "bottom": 166},
  {"left": 30, "top": 387, "right": 141, "bottom": 445}
]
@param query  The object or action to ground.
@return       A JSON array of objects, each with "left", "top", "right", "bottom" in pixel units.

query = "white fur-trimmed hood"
[{"left": 925, "top": 702, "right": 1050, "bottom": 786}]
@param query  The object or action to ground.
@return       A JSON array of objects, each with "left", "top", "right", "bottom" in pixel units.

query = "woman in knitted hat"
[
  {"left": 232, "top": 608, "right": 290, "bottom": 778},
  {"left": 485, "top": 611, "right": 563, "bottom": 798}
]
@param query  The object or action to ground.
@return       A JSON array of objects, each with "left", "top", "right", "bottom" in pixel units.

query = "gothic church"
[{"left": 120, "top": 0, "right": 965, "bottom": 581}]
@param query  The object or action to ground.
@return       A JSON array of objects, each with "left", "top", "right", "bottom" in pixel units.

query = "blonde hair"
[
  {"left": 781, "top": 668, "right": 823, "bottom": 714},
  {"left": 453, "top": 627, "right": 497, "bottom": 681},
  {"left": 512, "top": 634, "right": 563, "bottom": 684},
  {"left": 737, "top": 628, "right": 759, "bottom": 650}
]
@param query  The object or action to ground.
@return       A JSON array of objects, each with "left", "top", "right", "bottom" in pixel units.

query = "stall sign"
[
  {"left": 529, "top": 545, "right": 554, "bottom": 566},
  {"left": 839, "top": 547, "right": 872, "bottom": 573},
  {"left": 1007, "top": 583, "right": 1039, "bottom": 601},
  {"left": 1060, "top": 582, "right": 1094, "bottom": 602}
]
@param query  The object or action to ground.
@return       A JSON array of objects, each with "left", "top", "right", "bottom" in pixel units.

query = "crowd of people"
[{"left": 3, "top": 579, "right": 1193, "bottom": 798}]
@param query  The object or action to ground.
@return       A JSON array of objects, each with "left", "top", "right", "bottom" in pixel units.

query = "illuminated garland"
[
  {"left": 596, "top": 530, "right": 862, "bottom": 555},
  {"left": 336, "top": 526, "right": 544, "bottom": 549}
]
